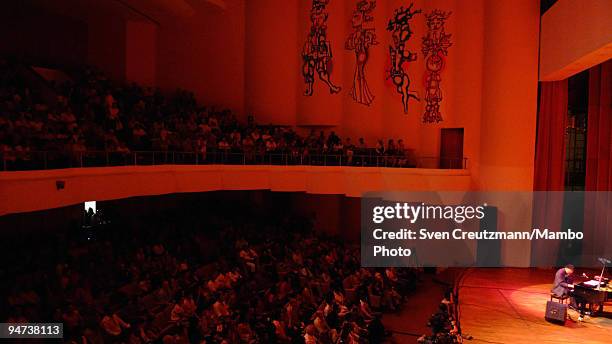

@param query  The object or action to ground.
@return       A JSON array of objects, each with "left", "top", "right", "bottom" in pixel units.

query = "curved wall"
[{"left": 0, "top": 165, "right": 470, "bottom": 216}]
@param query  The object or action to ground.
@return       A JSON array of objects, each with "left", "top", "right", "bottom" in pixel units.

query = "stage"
[{"left": 459, "top": 268, "right": 612, "bottom": 344}]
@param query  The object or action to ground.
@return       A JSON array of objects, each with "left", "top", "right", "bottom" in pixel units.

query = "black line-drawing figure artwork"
[
  {"left": 422, "top": 10, "right": 452, "bottom": 123},
  {"left": 387, "top": 3, "right": 421, "bottom": 114},
  {"left": 345, "top": 0, "right": 378, "bottom": 106},
  {"left": 302, "top": 0, "right": 341, "bottom": 96}
]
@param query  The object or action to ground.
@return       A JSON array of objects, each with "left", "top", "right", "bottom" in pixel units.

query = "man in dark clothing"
[
  {"left": 551, "top": 264, "right": 588, "bottom": 320},
  {"left": 551, "top": 264, "right": 574, "bottom": 297}
]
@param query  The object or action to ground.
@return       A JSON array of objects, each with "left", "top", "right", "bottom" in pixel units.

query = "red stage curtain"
[
  {"left": 531, "top": 80, "right": 568, "bottom": 267},
  {"left": 534, "top": 80, "right": 568, "bottom": 191},
  {"left": 586, "top": 60, "right": 612, "bottom": 191},
  {"left": 583, "top": 59, "right": 612, "bottom": 263}
]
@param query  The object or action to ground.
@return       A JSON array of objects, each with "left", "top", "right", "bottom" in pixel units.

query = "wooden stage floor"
[{"left": 459, "top": 268, "right": 612, "bottom": 344}]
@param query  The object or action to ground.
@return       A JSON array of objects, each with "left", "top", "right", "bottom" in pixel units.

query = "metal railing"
[{"left": 0, "top": 150, "right": 468, "bottom": 171}]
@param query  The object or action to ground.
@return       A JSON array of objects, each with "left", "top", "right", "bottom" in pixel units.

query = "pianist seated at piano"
[
  {"left": 551, "top": 264, "right": 576, "bottom": 298},
  {"left": 551, "top": 264, "right": 589, "bottom": 321}
]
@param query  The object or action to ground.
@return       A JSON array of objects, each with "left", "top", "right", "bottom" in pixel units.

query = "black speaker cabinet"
[
  {"left": 545, "top": 300, "right": 567, "bottom": 323},
  {"left": 476, "top": 206, "right": 500, "bottom": 266}
]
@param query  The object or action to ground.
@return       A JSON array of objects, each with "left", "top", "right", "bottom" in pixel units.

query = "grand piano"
[{"left": 573, "top": 278, "right": 612, "bottom": 314}]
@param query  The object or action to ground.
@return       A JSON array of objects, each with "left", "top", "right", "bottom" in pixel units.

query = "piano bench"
[{"left": 550, "top": 293, "right": 569, "bottom": 304}]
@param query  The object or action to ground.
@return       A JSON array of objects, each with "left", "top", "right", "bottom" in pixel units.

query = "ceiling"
[{"left": 19, "top": 0, "right": 227, "bottom": 26}]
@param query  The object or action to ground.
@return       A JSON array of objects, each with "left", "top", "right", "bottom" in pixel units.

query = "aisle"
[{"left": 382, "top": 273, "right": 447, "bottom": 344}]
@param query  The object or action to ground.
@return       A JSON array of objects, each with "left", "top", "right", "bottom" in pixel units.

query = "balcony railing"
[{"left": 1, "top": 150, "right": 468, "bottom": 171}]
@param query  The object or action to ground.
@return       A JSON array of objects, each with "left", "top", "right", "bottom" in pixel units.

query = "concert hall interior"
[{"left": 0, "top": 0, "right": 611, "bottom": 343}]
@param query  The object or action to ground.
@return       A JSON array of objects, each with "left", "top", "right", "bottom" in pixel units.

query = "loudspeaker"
[
  {"left": 476, "top": 206, "right": 500, "bottom": 266},
  {"left": 545, "top": 300, "right": 567, "bottom": 323}
]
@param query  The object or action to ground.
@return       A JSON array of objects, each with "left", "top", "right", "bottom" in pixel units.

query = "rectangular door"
[{"left": 440, "top": 128, "right": 464, "bottom": 169}]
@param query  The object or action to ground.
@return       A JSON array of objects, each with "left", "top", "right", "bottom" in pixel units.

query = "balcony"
[{"left": 1, "top": 150, "right": 468, "bottom": 171}]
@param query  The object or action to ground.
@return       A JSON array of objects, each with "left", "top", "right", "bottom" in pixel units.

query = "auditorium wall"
[
  {"left": 156, "top": 0, "right": 246, "bottom": 117},
  {"left": 126, "top": 21, "right": 157, "bottom": 87},
  {"left": 0, "top": 2, "right": 154, "bottom": 85},
  {"left": 0, "top": 2, "right": 88, "bottom": 68},
  {"left": 87, "top": 16, "right": 127, "bottom": 82},
  {"left": 0, "top": 165, "right": 471, "bottom": 216},
  {"left": 88, "top": 18, "right": 158, "bottom": 86},
  {"left": 478, "top": 0, "right": 539, "bottom": 266}
]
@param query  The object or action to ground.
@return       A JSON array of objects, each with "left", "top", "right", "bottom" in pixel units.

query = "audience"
[
  {"left": 0, "top": 59, "right": 458, "bottom": 343},
  {"left": 0, "top": 60, "right": 416, "bottom": 170},
  {"left": 1, "top": 202, "right": 421, "bottom": 343},
  {"left": 417, "top": 289, "right": 460, "bottom": 344}
]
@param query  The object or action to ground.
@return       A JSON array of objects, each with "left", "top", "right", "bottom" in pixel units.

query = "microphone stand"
[{"left": 597, "top": 261, "right": 606, "bottom": 291}]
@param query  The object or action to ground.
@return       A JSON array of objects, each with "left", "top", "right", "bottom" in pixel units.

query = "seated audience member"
[
  {"left": 100, "top": 311, "right": 131, "bottom": 337},
  {"left": 375, "top": 139, "right": 385, "bottom": 156}
]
